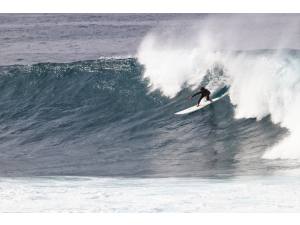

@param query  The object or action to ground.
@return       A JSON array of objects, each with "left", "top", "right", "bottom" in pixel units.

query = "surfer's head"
[{"left": 201, "top": 87, "right": 205, "bottom": 91}]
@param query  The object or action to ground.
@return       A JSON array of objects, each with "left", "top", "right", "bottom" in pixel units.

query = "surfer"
[{"left": 189, "top": 87, "right": 212, "bottom": 106}]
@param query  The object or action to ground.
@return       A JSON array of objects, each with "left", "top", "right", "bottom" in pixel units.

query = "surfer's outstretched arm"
[{"left": 191, "top": 91, "right": 202, "bottom": 98}]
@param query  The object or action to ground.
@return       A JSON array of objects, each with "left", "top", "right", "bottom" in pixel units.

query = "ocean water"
[{"left": 1, "top": 14, "right": 300, "bottom": 212}]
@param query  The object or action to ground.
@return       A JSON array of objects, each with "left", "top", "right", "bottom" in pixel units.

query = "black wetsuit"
[{"left": 192, "top": 88, "right": 211, "bottom": 105}]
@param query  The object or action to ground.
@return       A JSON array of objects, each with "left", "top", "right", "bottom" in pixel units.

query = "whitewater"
[{"left": 1, "top": 14, "right": 300, "bottom": 212}]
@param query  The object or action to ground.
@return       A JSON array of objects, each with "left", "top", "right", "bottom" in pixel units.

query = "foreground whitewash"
[{"left": 0, "top": 176, "right": 299, "bottom": 212}]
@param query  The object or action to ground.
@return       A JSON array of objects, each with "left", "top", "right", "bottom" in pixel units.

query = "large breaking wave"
[
  {"left": 0, "top": 54, "right": 298, "bottom": 177},
  {"left": 138, "top": 29, "right": 300, "bottom": 161}
]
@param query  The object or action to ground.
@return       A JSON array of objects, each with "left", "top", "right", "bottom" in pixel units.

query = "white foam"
[
  {"left": 137, "top": 18, "right": 300, "bottom": 159},
  {"left": 137, "top": 32, "right": 225, "bottom": 98},
  {"left": 1, "top": 176, "right": 300, "bottom": 212}
]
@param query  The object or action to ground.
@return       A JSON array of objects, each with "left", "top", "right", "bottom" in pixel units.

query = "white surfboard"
[{"left": 175, "top": 93, "right": 228, "bottom": 115}]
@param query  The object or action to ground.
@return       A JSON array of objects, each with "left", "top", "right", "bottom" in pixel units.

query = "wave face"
[{"left": 0, "top": 56, "right": 297, "bottom": 177}]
